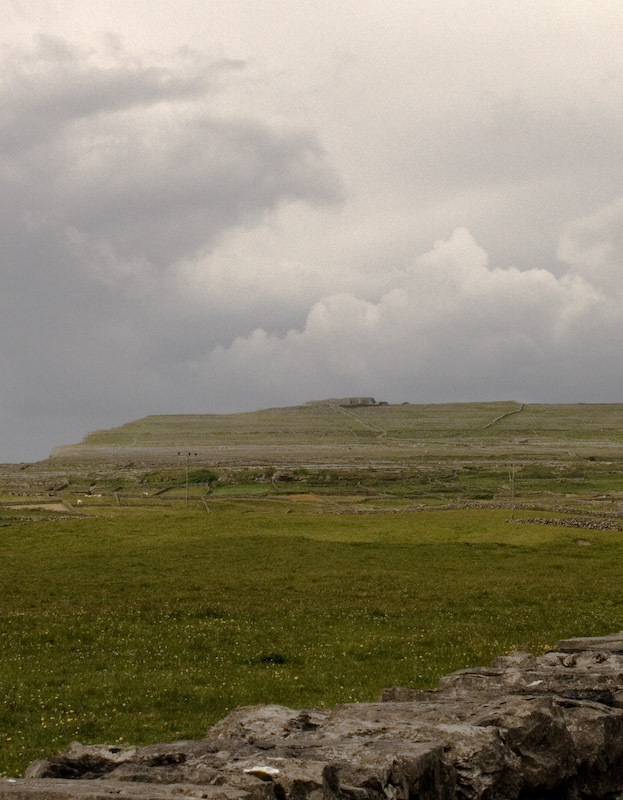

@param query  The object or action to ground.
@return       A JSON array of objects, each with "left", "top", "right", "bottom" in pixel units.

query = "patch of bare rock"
[
  {"left": 515, "top": 516, "right": 623, "bottom": 531},
  {"left": 6, "top": 634, "right": 623, "bottom": 799}
]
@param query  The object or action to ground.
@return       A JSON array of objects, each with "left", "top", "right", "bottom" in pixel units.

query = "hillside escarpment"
[{"left": 5, "top": 633, "right": 623, "bottom": 799}]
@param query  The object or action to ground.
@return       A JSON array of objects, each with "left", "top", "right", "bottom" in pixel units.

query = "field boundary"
[{"left": 482, "top": 402, "right": 525, "bottom": 429}]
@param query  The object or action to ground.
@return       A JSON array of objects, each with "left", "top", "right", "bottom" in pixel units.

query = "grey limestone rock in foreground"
[{"left": 6, "top": 633, "right": 623, "bottom": 800}]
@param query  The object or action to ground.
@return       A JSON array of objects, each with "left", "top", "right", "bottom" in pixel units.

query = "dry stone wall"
[{"left": 5, "top": 633, "right": 623, "bottom": 799}]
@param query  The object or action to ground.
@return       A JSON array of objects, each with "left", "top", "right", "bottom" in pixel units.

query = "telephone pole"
[
  {"left": 509, "top": 464, "right": 516, "bottom": 520},
  {"left": 178, "top": 451, "right": 197, "bottom": 510}
]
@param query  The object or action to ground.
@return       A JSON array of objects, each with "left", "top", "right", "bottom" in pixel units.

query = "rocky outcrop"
[{"left": 6, "top": 633, "right": 623, "bottom": 799}]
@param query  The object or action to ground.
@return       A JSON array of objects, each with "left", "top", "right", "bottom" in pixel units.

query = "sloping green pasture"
[
  {"left": 49, "top": 402, "right": 623, "bottom": 469},
  {"left": 77, "top": 402, "right": 623, "bottom": 448},
  {"left": 2, "top": 505, "right": 623, "bottom": 776}
]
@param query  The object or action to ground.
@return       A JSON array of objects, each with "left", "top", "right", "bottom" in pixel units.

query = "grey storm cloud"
[
  {"left": 0, "top": 37, "right": 224, "bottom": 149},
  {"left": 3, "top": 2, "right": 623, "bottom": 462},
  {"left": 0, "top": 37, "right": 342, "bottom": 266},
  {"left": 0, "top": 36, "right": 342, "bottom": 459}
]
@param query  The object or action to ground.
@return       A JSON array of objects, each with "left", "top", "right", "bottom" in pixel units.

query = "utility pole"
[
  {"left": 178, "top": 451, "right": 197, "bottom": 510},
  {"left": 509, "top": 464, "right": 516, "bottom": 520}
]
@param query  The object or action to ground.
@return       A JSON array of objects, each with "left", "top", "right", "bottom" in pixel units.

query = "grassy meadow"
[
  {"left": 3, "top": 402, "right": 623, "bottom": 777},
  {"left": 74, "top": 402, "right": 623, "bottom": 449},
  {"left": 48, "top": 402, "right": 623, "bottom": 468},
  {"left": 2, "top": 502, "right": 623, "bottom": 777}
]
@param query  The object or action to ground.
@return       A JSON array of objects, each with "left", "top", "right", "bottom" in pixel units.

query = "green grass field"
[
  {"left": 2, "top": 403, "right": 623, "bottom": 776},
  {"left": 75, "top": 403, "right": 623, "bottom": 448},
  {"left": 46, "top": 403, "right": 623, "bottom": 470},
  {"left": 2, "top": 503, "right": 623, "bottom": 777}
]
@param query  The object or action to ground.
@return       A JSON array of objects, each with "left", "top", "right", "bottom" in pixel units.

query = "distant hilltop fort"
[{"left": 304, "top": 397, "right": 387, "bottom": 407}]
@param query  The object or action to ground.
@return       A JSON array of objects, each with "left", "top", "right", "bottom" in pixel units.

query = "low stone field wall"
[{"left": 4, "top": 633, "right": 623, "bottom": 799}]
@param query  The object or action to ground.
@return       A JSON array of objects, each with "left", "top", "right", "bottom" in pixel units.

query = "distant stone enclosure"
[{"left": 304, "top": 397, "right": 383, "bottom": 407}]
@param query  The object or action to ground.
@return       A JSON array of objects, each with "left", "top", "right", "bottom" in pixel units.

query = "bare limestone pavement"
[{"left": 5, "top": 634, "right": 623, "bottom": 798}]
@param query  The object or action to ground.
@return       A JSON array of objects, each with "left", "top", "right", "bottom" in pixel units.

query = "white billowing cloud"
[
  {"left": 558, "top": 197, "right": 623, "bottom": 292},
  {"left": 192, "top": 225, "right": 615, "bottom": 408}
]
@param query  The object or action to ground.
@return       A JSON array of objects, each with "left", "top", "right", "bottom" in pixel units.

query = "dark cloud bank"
[{"left": 2, "top": 36, "right": 623, "bottom": 462}]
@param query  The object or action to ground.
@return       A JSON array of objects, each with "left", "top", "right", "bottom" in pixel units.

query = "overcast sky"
[{"left": 3, "top": 1, "right": 623, "bottom": 461}]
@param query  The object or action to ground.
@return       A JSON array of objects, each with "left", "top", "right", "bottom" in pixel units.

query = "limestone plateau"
[{"left": 7, "top": 634, "right": 623, "bottom": 799}]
